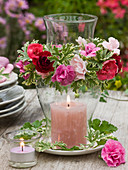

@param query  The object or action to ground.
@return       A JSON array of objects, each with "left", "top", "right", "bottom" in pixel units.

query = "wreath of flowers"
[{"left": 16, "top": 36, "right": 122, "bottom": 99}]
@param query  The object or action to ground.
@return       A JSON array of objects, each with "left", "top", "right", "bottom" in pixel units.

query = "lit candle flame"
[
  {"left": 20, "top": 137, "right": 24, "bottom": 141},
  {"left": 20, "top": 138, "right": 24, "bottom": 152},
  {"left": 67, "top": 95, "right": 70, "bottom": 107}
]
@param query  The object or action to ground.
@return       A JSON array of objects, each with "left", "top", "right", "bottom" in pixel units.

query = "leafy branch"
[{"left": 17, "top": 40, "right": 39, "bottom": 62}]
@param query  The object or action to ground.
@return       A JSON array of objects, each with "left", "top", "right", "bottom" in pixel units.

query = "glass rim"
[
  {"left": 2, "top": 129, "right": 42, "bottom": 143},
  {"left": 43, "top": 13, "right": 98, "bottom": 23}
]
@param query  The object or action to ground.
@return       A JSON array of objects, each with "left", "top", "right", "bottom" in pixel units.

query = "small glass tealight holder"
[{"left": 3, "top": 129, "right": 41, "bottom": 168}]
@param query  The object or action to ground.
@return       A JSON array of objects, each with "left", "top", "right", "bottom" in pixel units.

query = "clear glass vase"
[
  {"left": 36, "top": 80, "right": 99, "bottom": 121},
  {"left": 36, "top": 79, "right": 99, "bottom": 148},
  {"left": 43, "top": 13, "right": 98, "bottom": 44},
  {"left": 36, "top": 13, "right": 99, "bottom": 148}
]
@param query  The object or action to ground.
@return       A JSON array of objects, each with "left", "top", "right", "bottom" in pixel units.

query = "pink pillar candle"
[{"left": 51, "top": 101, "right": 87, "bottom": 148}]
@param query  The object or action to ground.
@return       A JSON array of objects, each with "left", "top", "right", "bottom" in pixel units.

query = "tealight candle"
[
  {"left": 10, "top": 138, "right": 35, "bottom": 163},
  {"left": 51, "top": 95, "right": 87, "bottom": 148},
  {"left": 3, "top": 129, "right": 41, "bottom": 168}
]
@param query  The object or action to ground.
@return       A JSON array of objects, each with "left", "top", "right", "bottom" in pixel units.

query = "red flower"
[
  {"left": 27, "top": 43, "right": 43, "bottom": 62},
  {"left": 34, "top": 51, "right": 54, "bottom": 73},
  {"left": 112, "top": 54, "right": 122, "bottom": 74},
  {"left": 96, "top": 60, "right": 118, "bottom": 80}
]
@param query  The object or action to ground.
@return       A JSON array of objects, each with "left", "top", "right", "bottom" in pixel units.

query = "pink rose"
[
  {"left": 52, "top": 64, "right": 75, "bottom": 86},
  {"left": 80, "top": 43, "right": 100, "bottom": 57},
  {"left": 102, "top": 37, "right": 120, "bottom": 55},
  {"left": 70, "top": 54, "right": 87, "bottom": 81},
  {"left": 101, "top": 139, "right": 125, "bottom": 167},
  {"left": 96, "top": 60, "right": 118, "bottom": 80}
]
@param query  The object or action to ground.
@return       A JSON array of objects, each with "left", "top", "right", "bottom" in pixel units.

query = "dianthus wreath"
[{"left": 16, "top": 37, "right": 122, "bottom": 99}]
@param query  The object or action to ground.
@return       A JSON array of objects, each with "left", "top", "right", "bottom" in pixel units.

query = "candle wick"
[
  {"left": 68, "top": 104, "right": 70, "bottom": 107},
  {"left": 22, "top": 145, "right": 23, "bottom": 152}
]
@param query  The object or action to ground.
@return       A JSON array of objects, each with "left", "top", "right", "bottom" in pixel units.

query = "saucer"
[
  {"left": 44, "top": 145, "right": 103, "bottom": 156},
  {"left": 0, "top": 81, "right": 18, "bottom": 93},
  {"left": 0, "top": 98, "right": 25, "bottom": 114},
  {"left": 0, "top": 102, "right": 26, "bottom": 118},
  {"left": 0, "top": 85, "right": 24, "bottom": 107}
]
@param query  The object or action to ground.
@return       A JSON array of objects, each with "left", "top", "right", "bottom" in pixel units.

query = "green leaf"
[
  {"left": 104, "top": 90, "right": 109, "bottom": 96},
  {"left": 14, "top": 132, "right": 36, "bottom": 140},
  {"left": 90, "top": 119, "right": 118, "bottom": 134},
  {"left": 36, "top": 141, "right": 52, "bottom": 152},
  {"left": 21, "top": 122, "right": 33, "bottom": 130},
  {"left": 32, "top": 120, "right": 43, "bottom": 128},
  {"left": 99, "top": 96, "right": 107, "bottom": 102},
  {"left": 92, "top": 119, "right": 101, "bottom": 130},
  {"left": 97, "top": 139, "right": 107, "bottom": 145},
  {"left": 88, "top": 113, "right": 93, "bottom": 129},
  {"left": 100, "top": 121, "right": 118, "bottom": 134},
  {"left": 48, "top": 56, "right": 59, "bottom": 62},
  {"left": 24, "top": 63, "right": 35, "bottom": 71}
]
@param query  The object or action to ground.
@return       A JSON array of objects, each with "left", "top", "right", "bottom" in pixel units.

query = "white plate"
[
  {"left": 44, "top": 145, "right": 103, "bottom": 156},
  {"left": 0, "top": 72, "right": 18, "bottom": 88},
  {"left": 0, "top": 98, "right": 25, "bottom": 113},
  {"left": 0, "top": 102, "right": 26, "bottom": 118},
  {"left": 0, "top": 81, "right": 18, "bottom": 93},
  {"left": 0, "top": 85, "right": 25, "bottom": 107}
]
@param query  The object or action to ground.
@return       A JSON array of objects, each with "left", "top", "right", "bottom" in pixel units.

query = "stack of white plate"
[{"left": 0, "top": 72, "right": 26, "bottom": 118}]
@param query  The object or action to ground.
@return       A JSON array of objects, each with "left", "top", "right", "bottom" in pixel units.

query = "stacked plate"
[{"left": 0, "top": 72, "right": 26, "bottom": 118}]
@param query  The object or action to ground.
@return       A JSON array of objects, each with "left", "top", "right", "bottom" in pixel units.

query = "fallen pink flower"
[{"left": 101, "top": 139, "right": 125, "bottom": 167}]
